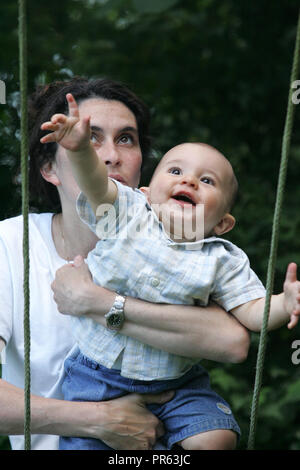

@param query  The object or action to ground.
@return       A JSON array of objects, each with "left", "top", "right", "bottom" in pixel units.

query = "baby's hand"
[
  {"left": 40, "top": 93, "right": 91, "bottom": 152},
  {"left": 283, "top": 263, "right": 300, "bottom": 329}
]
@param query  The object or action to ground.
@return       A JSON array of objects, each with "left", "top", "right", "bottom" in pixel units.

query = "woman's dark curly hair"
[{"left": 29, "top": 77, "right": 151, "bottom": 211}]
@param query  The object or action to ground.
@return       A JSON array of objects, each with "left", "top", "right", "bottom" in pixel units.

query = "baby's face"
[{"left": 147, "top": 143, "right": 235, "bottom": 241}]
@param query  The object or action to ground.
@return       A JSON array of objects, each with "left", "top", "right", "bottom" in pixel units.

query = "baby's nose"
[{"left": 180, "top": 174, "right": 198, "bottom": 188}]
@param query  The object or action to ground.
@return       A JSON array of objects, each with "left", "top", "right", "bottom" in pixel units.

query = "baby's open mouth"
[{"left": 171, "top": 193, "right": 196, "bottom": 206}]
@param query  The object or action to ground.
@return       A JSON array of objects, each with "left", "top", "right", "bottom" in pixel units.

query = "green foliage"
[
  {"left": 132, "top": 0, "right": 180, "bottom": 14},
  {"left": 0, "top": 436, "right": 11, "bottom": 450},
  {"left": 1, "top": 0, "right": 300, "bottom": 450}
]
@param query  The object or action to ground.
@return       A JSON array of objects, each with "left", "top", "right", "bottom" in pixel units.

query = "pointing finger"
[{"left": 66, "top": 93, "right": 80, "bottom": 118}]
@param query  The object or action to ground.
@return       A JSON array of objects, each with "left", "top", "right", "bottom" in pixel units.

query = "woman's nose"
[{"left": 97, "top": 142, "right": 121, "bottom": 167}]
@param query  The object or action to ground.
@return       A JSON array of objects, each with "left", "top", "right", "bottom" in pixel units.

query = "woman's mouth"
[{"left": 109, "top": 174, "right": 127, "bottom": 185}]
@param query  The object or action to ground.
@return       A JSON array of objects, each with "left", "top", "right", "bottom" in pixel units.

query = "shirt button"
[{"left": 151, "top": 278, "right": 160, "bottom": 287}]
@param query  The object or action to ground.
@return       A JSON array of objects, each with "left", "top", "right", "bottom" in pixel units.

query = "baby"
[{"left": 41, "top": 93, "right": 300, "bottom": 451}]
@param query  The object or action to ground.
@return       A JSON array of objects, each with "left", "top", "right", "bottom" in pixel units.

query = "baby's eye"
[
  {"left": 201, "top": 177, "right": 214, "bottom": 185},
  {"left": 169, "top": 167, "right": 182, "bottom": 175}
]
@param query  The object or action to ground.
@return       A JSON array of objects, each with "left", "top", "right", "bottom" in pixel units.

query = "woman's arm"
[
  {"left": 0, "top": 341, "right": 171, "bottom": 450},
  {"left": 52, "top": 256, "right": 250, "bottom": 363}
]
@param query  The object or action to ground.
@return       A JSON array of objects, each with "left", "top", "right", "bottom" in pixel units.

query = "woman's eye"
[
  {"left": 169, "top": 167, "right": 182, "bottom": 175},
  {"left": 201, "top": 177, "right": 214, "bottom": 185},
  {"left": 90, "top": 134, "right": 99, "bottom": 144},
  {"left": 118, "top": 134, "right": 133, "bottom": 144}
]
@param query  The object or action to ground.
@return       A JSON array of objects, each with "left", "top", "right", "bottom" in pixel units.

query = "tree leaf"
[
  {"left": 282, "top": 379, "right": 300, "bottom": 404},
  {"left": 132, "top": 0, "right": 179, "bottom": 14}
]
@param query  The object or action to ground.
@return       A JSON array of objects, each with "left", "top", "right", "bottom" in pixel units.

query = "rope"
[
  {"left": 19, "top": 0, "right": 31, "bottom": 450},
  {"left": 247, "top": 10, "right": 300, "bottom": 450}
]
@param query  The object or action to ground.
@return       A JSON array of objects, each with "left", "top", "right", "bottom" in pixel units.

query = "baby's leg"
[
  {"left": 147, "top": 365, "right": 241, "bottom": 451},
  {"left": 179, "top": 429, "right": 237, "bottom": 450}
]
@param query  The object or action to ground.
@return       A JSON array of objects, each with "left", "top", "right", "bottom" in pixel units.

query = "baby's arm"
[
  {"left": 231, "top": 263, "right": 300, "bottom": 332},
  {"left": 40, "top": 93, "right": 117, "bottom": 213}
]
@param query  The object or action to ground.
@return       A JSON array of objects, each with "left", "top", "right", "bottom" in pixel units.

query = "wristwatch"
[{"left": 104, "top": 294, "right": 126, "bottom": 331}]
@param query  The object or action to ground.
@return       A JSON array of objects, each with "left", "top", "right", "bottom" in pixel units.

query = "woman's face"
[{"left": 50, "top": 98, "right": 143, "bottom": 206}]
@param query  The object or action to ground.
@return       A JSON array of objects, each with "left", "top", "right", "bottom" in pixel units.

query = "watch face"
[
  {"left": 110, "top": 313, "right": 122, "bottom": 326},
  {"left": 105, "top": 299, "right": 125, "bottom": 330}
]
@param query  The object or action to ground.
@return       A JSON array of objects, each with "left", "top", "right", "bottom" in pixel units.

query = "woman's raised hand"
[{"left": 40, "top": 93, "right": 91, "bottom": 152}]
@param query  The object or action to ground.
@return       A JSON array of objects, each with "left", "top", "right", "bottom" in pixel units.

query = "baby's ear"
[
  {"left": 214, "top": 213, "right": 236, "bottom": 236},
  {"left": 139, "top": 186, "right": 150, "bottom": 197}
]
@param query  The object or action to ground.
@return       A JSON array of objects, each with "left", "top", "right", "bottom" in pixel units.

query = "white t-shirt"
[{"left": 0, "top": 213, "right": 74, "bottom": 450}]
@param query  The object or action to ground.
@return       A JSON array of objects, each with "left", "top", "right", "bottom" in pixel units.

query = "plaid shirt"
[{"left": 73, "top": 180, "right": 265, "bottom": 380}]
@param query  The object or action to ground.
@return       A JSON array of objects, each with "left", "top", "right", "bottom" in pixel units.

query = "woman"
[{"left": 0, "top": 77, "right": 249, "bottom": 450}]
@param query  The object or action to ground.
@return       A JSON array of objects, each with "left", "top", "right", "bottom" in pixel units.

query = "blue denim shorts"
[{"left": 60, "top": 349, "right": 240, "bottom": 450}]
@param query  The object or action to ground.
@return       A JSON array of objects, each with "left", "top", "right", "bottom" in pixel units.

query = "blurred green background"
[{"left": 1, "top": 0, "right": 300, "bottom": 450}]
